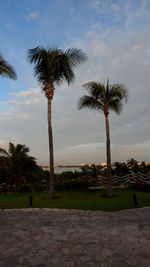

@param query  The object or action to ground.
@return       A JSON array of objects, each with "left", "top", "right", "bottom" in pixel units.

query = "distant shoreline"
[{"left": 40, "top": 166, "right": 81, "bottom": 168}]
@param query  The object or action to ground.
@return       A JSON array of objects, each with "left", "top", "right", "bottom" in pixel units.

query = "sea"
[{"left": 43, "top": 167, "right": 81, "bottom": 174}]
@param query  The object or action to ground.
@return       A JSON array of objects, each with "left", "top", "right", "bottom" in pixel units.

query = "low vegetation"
[
  {"left": 0, "top": 189, "right": 150, "bottom": 211},
  {"left": 0, "top": 143, "right": 149, "bottom": 211}
]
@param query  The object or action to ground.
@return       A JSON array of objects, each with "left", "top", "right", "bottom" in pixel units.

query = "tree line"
[{"left": 0, "top": 145, "right": 149, "bottom": 193}]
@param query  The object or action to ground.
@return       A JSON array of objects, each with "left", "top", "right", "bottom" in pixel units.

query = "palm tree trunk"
[
  {"left": 19, "top": 163, "right": 22, "bottom": 184},
  {"left": 105, "top": 113, "right": 112, "bottom": 197},
  {"left": 47, "top": 98, "right": 55, "bottom": 199}
]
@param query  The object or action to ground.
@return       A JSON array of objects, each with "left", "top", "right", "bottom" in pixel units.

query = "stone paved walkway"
[{"left": 0, "top": 207, "right": 150, "bottom": 267}]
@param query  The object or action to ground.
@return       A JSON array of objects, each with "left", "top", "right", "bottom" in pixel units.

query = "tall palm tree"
[
  {"left": 0, "top": 53, "right": 16, "bottom": 79},
  {"left": 28, "top": 46, "right": 87, "bottom": 198},
  {"left": 78, "top": 80, "right": 128, "bottom": 197}
]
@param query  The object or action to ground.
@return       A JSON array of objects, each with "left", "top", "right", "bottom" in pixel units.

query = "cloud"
[
  {"left": 4, "top": 98, "right": 40, "bottom": 105},
  {"left": 88, "top": 0, "right": 100, "bottom": 9},
  {"left": 1, "top": 22, "right": 150, "bottom": 165},
  {"left": 11, "top": 88, "right": 40, "bottom": 97},
  {"left": 25, "top": 11, "right": 39, "bottom": 20},
  {"left": 8, "top": 52, "right": 15, "bottom": 57},
  {"left": 6, "top": 23, "right": 13, "bottom": 29},
  {"left": 136, "top": 0, "right": 150, "bottom": 19},
  {"left": 67, "top": 142, "right": 105, "bottom": 151},
  {"left": 0, "top": 87, "right": 48, "bottom": 163},
  {"left": 1, "top": 1, "right": 150, "bottom": 165},
  {"left": 0, "top": 140, "right": 7, "bottom": 149},
  {"left": 111, "top": 3, "right": 120, "bottom": 11},
  {"left": 131, "top": 44, "right": 143, "bottom": 52}
]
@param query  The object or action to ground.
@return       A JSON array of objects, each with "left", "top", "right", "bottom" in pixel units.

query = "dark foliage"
[
  {"left": 132, "top": 182, "right": 150, "bottom": 192},
  {"left": 0, "top": 53, "right": 17, "bottom": 79},
  {"left": 0, "top": 143, "right": 43, "bottom": 186}
]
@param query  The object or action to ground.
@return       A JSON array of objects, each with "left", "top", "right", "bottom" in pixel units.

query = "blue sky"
[{"left": 0, "top": 0, "right": 150, "bottom": 164}]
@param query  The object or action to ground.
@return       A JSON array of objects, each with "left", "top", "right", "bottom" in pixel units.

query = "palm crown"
[
  {"left": 0, "top": 143, "right": 32, "bottom": 162},
  {"left": 0, "top": 143, "right": 37, "bottom": 177},
  {"left": 78, "top": 80, "right": 128, "bottom": 114},
  {"left": 28, "top": 46, "right": 87, "bottom": 87},
  {"left": 0, "top": 54, "right": 17, "bottom": 79}
]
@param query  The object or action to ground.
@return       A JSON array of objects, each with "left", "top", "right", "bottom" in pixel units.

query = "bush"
[
  {"left": 0, "top": 183, "right": 8, "bottom": 194},
  {"left": 16, "top": 184, "right": 32, "bottom": 193},
  {"left": 55, "top": 179, "right": 95, "bottom": 191},
  {"left": 132, "top": 182, "right": 150, "bottom": 192},
  {"left": 0, "top": 183, "right": 48, "bottom": 193},
  {"left": 0, "top": 184, "right": 16, "bottom": 194},
  {"left": 16, "top": 183, "right": 48, "bottom": 193},
  {"left": 55, "top": 181, "right": 65, "bottom": 191},
  {"left": 31, "top": 183, "right": 47, "bottom": 192}
]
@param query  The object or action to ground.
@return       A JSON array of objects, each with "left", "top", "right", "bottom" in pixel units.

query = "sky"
[{"left": 0, "top": 0, "right": 150, "bottom": 165}]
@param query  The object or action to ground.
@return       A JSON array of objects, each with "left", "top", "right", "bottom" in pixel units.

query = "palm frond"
[
  {"left": 78, "top": 95, "right": 103, "bottom": 111},
  {"left": 79, "top": 79, "right": 128, "bottom": 115},
  {"left": 29, "top": 47, "right": 61, "bottom": 85},
  {"left": 57, "top": 61, "right": 75, "bottom": 85},
  {"left": 106, "top": 79, "right": 110, "bottom": 95},
  {"left": 65, "top": 48, "right": 88, "bottom": 68},
  {"left": 28, "top": 46, "right": 48, "bottom": 64},
  {"left": 15, "top": 144, "right": 30, "bottom": 155},
  {"left": 51, "top": 52, "right": 75, "bottom": 85},
  {"left": 0, "top": 148, "right": 10, "bottom": 157},
  {"left": 28, "top": 46, "right": 87, "bottom": 87},
  {"left": 8, "top": 143, "right": 15, "bottom": 155},
  {"left": 109, "top": 99, "right": 123, "bottom": 114},
  {"left": 109, "top": 84, "right": 128, "bottom": 102},
  {"left": 0, "top": 54, "right": 17, "bottom": 80},
  {"left": 83, "top": 81, "right": 106, "bottom": 100}
]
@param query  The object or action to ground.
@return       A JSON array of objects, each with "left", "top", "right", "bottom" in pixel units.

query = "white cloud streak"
[
  {"left": 25, "top": 11, "right": 39, "bottom": 20},
  {"left": 88, "top": 0, "right": 100, "bottom": 9}
]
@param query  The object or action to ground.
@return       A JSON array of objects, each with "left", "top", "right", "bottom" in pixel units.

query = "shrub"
[
  {"left": 16, "top": 184, "right": 31, "bottom": 193},
  {"left": 55, "top": 179, "right": 96, "bottom": 191},
  {"left": 0, "top": 183, "right": 8, "bottom": 194},
  {"left": 0, "top": 184, "right": 16, "bottom": 194},
  {"left": 31, "top": 183, "right": 47, "bottom": 192},
  {"left": 132, "top": 182, "right": 150, "bottom": 192},
  {"left": 55, "top": 181, "right": 65, "bottom": 191}
]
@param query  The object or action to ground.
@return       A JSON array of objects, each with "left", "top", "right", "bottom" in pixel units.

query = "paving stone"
[{"left": 0, "top": 207, "right": 150, "bottom": 266}]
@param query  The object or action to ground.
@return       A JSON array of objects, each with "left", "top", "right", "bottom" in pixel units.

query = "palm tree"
[
  {"left": 127, "top": 158, "right": 138, "bottom": 168},
  {"left": 0, "top": 143, "right": 38, "bottom": 184},
  {"left": 80, "top": 164, "right": 103, "bottom": 178},
  {"left": 28, "top": 46, "right": 87, "bottom": 198},
  {"left": 0, "top": 53, "right": 16, "bottom": 79},
  {"left": 78, "top": 80, "right": 128, "bottom": 197},
  {"left": 114, "top": 161, "right": 129, "bottom": 176}
]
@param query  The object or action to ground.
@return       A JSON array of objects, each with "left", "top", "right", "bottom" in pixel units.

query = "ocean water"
[{"left": 43, "top": 167, "right": 81, "bottom": 174}]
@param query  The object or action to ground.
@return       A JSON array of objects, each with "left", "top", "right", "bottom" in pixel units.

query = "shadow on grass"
[
  {"left": 101, "top": 194, "right": 118, "bottom": 198},
  {"left": 42, "top": 196, "right": 61, "bottom": 200}
]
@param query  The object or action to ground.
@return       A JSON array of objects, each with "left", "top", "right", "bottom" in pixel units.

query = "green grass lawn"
[{"left": 0, "top": 188, "right": 150, "bottom": 211}]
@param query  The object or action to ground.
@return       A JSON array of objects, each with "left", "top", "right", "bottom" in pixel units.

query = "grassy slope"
[{"left": 0, "top": 189, "right": 150, "bottom": 211}]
